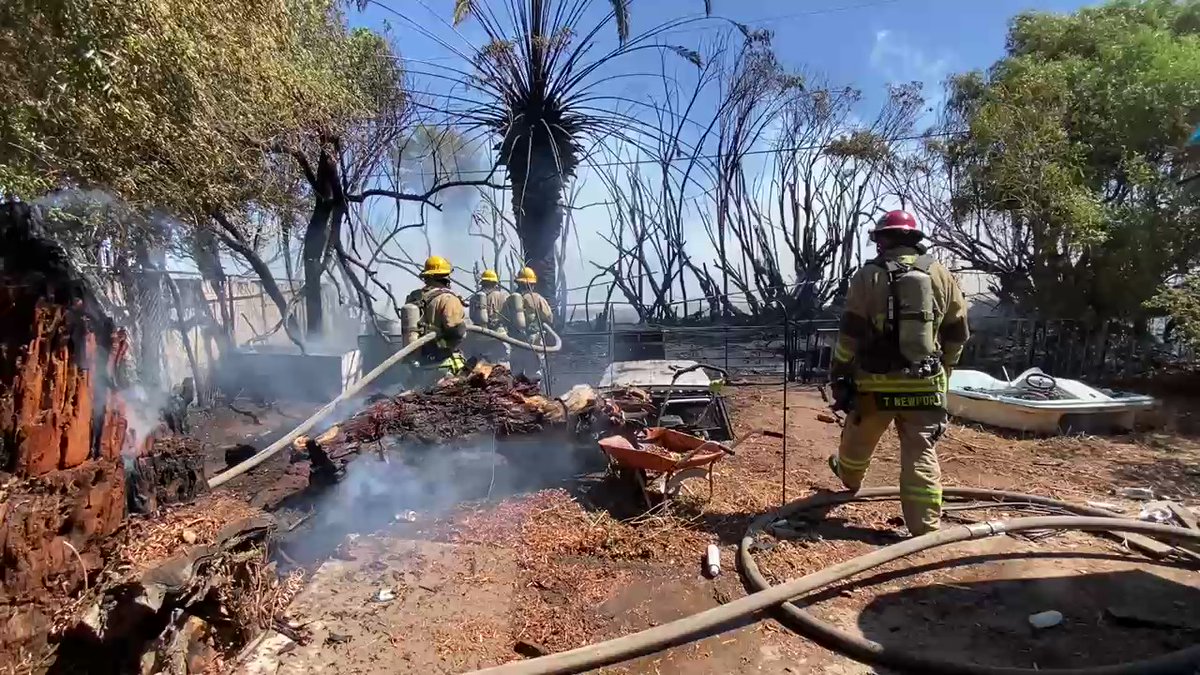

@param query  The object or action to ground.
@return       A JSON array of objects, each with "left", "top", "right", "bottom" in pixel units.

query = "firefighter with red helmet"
[{"left": 827, "top": 210, "right": 970, "bottom": 535}]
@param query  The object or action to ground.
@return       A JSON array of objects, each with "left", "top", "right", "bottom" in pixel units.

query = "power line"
[
  {"left": 747, "top": 0, "right": 914, "bottom": 24},
  {"left": 357, "top": 129, "right": 963, "bottom": 180}
]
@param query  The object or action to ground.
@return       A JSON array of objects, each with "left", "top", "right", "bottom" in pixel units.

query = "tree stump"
[
  {"left": 129, "top": 439, "right": 210, "bottom": 514},
  {"left": 0, "top": 458, "right": 127, "bottom": 664},
  {"left": 0, "top": 202, "right": 133, "bottom": 670}
]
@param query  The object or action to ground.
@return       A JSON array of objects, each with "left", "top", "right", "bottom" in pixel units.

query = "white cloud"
[{"left": 869, "top": 29, "right": 951, "bottom": 89}]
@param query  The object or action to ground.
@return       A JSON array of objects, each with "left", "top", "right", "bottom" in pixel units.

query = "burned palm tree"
[{"left": 451, "top": 0, "right": 708, "bottom": 299}]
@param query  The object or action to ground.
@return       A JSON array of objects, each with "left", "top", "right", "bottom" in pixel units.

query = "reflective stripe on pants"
[
  {"left": 440, "top": 352, "right": 467, "bottom": 375},
  {"left": 407, "top": 352, "right": 466, "bottom": 390},
  {"left": 836, "top": 394, "right": 946, "bottom": 535}
]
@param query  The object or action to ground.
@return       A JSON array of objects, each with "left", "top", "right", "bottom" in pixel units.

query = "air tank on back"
[
  {"left": 469, "top": 291, "right": 489, "bottom": 327},
  {"left": 509, "top": 293, "right": 526, "bottom": 332},
  {"left": 400, "top": 303, "right": 421, "bottom": 345}
]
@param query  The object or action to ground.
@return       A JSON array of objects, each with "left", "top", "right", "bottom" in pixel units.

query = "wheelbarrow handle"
[{"left": 724, "top": 429, "right": 785, "bottom": 454}]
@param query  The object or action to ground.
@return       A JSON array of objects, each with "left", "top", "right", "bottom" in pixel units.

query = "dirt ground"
[{"left": 215, "top": 384, "right": 1200, "bottom": 674}]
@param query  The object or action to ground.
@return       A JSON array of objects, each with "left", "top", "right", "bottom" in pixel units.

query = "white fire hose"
[
  {"left": 467, "top": 323, "right": 563, "bottom": 353},
  {"left": 208, "top": 332, "right": 439, "bottom": 488},
  {"left": 208, "top": 324, "right": 561, "bottom": 488}
]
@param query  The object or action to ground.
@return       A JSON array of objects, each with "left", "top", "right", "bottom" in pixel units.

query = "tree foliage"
[
  {"left": 1147, "top": 274, "right": 1200, "bottom": 351},
  {"left": 0, "top": 0, "right": 386, "bottom": 214},
  {"left": 918, "top": 0, "right": 1200, "bottom": 322}
]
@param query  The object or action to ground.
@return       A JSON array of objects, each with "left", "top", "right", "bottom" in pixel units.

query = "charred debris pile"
[
  {"left": 0, "top": 204, "right": 275, "bottom": 674},
  {"left": 288, "top": 363, "right": 598, "bottom": 483}
]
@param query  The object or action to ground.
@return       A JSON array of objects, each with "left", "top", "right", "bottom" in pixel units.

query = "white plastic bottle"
[{"left": 705, "top": 544, "right": 721, "bottom": 577}]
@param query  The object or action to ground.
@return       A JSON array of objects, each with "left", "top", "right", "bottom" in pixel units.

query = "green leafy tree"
[
  {"left": 1147, "top": 274, "right": 1200, "bottom": 352},
  {"left": 905, "top": 0, "right": 1200, "bottom": 325},
  {"left": 0, "top": 0, "right": 374, "bottom": 212},
  {"left": 1, "top": 0, "right": 439, "bottom": 339}
]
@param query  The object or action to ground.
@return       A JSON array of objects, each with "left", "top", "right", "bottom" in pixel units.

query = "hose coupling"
[{"left": 965, "top": 520, "right": 1008, "bottom": 538}]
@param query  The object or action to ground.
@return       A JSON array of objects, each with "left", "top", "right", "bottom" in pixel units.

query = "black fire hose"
[
  {"left": 467, "top": 487, "right": 1200, "bottom": 675},
  {"left": 739, "top": 487, "right": 1200, "bottom": 675}
]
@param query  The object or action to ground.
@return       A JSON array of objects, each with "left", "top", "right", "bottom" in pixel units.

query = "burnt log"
[
  {"left": 330, "top": 365, "right": 560, "bottom": 455},
  {"left": 128, "top": 438, "right": 210, "bottom": 514}
]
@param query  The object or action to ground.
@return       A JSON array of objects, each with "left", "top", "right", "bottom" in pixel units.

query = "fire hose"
[
  {"left": 467, "top": 323, "right": 563, "bottom": 354},
  {"left": 208, "top": 332, "right": 439, "bottom": 488},
  {"left": 209, "top": 325, "right": 560, "bottom": 488},
  {"left": 467, "top": 487, "right": 1200, "bottom": 675}
]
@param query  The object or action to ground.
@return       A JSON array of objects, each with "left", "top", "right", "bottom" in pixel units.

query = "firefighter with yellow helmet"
[
  {"left": 827, "top": 210, "right": 970, "bottom": 535},
  {"left": 402, "top": 255, "right": 468, "bottom": 387},
  {"left": 502, "top": 266, "right": 553, "bottom": 380},
  {"left": 467, "top": 269, "right": 511, "bottom": 366}
]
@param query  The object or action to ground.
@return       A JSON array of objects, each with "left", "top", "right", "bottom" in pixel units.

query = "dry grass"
[
  {"left": 423, "top": 386, "right": 1200, "bottom": 666},
  {"left": 510, "top": 558, "right": 632, "bottom": 653},
  {"left": 117, "top": 492, "right": 263, "bottom": 574},
  {"left": 431, "top": 616, "right": 509, "bottom": 668}
]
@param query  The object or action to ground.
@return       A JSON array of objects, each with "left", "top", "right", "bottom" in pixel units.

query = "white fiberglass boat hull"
[{"left": 947, "top": 368, "right": 1155, "bottom": 434}]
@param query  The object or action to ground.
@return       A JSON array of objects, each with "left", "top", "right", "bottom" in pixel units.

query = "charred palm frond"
[{"left": 448, "top": 0, "right": 709, "bottom": 296}]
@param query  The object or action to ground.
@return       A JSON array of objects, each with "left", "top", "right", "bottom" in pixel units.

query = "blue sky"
[
  {"left": 344, "top": 0, "right": 1100, "bottom": 312},
  {"left": 356, "top": 0, "right": 1095, "bottom": 108}
]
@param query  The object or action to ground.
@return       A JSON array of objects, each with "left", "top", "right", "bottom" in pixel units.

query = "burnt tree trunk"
[
  {"left": 301, "top": 145, "right": 346, "bottom": 339},
  {"left": 510, "top": 152, "right": 565, "bottom": 302},
  {"left": 129, "top": 438, "right": 209, "bottom": 514},
  {"left": 211, "top": 211, "right": 304, "bottom": 349},
  {"left": 192, "top": 228, "right": 234, "bottom": 350},
  {"left": 0, "top": 202, "right": 132, "bottom": 667}
]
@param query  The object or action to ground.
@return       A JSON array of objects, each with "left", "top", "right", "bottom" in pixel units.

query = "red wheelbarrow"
[{"left": 597, "top": 427, "right": 781, "bottom": 509}]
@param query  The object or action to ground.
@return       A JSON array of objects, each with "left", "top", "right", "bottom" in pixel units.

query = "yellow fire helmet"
[
  {"left": 421, "top": 255, "right": 452, "bottom": 277},
  {"left": 516, "top": 266, "right": 537, "bottom": 284},
  {"left": 480, "top": 269, "right": 499, "bottom": 284}
]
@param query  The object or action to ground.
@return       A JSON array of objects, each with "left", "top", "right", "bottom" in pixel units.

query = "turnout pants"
[
  {"left": 405, "top": 352, "right": 467, "bottom": 391},
  {"left": 835, "top": 395, "right": 946, "bottom": 535}
]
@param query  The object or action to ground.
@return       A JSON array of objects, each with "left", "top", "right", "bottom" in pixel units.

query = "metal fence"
[
  {"left": 546, "top": 317, "right": 1183, "bottom": 393},
  {"left": 960, "top": 318, "right": 1184, "bottom": 381},
  {"left": 545, "top": 322, "right": 838, "bottom": 393}
]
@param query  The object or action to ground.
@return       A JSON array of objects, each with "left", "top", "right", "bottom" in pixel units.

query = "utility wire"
[{"left": 359, "top": 129, "right": 963, "bottom": 180}]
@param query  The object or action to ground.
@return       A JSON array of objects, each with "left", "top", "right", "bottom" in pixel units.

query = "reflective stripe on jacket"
[{"left": 856, "top": 370, "right": 948, "bottom": 393}]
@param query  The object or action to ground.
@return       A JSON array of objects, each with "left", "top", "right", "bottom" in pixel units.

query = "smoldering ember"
[{"left": 3, "top": 1, "right": 1200, "bottom": 673}]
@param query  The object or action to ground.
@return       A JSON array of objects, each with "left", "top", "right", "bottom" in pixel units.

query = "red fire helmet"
[{"left": 869, "top": 210, "right": 925, "bottom": 241}]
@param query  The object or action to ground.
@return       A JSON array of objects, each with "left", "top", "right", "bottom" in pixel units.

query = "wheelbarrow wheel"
[{"left": 662, "top": 467, "right": 711, "bottom": 502}]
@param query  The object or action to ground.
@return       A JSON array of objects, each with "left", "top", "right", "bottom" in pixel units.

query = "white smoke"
[{"left": 120, "top": 383, "right": 171, "bottom": 455}]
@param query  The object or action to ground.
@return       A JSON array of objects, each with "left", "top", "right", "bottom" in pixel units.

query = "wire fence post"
[
  {"left": 723, "top": 331, "right": 729, "bottom": 376},
  {"left": 780, "top": 305, "right": 790, "bottom": 507}
]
